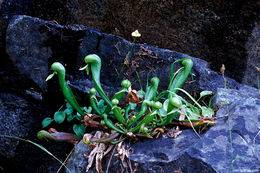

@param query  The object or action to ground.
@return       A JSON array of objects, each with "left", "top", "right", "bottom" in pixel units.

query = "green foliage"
[
  {"left": 54, "top": 111, "right": 66, "bottom": 124},
  {"left": 42, "top": 117, "right": 53, "bottom": 128},
  {"left": 39, "top": 54, "right": 215, "bottom": 145},
  {"left": 73, "top": 124, "right": 86, "bottom": 138},
  {"left": 41, "top": 100, "right": 90, "bottom": 137}
]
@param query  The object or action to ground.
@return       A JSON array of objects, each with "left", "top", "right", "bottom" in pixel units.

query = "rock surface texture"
[
  {"left": 1, "top": 15, "right": 260, "bottom": 173},
  {"left": 6, "top": 15, "right": 242, "bottom": 94},
  {"left": 2, "top": 0, "right": 260, "bottom": 86},
  {"left": 0, "top": 93, "right": 33, "bottom": 158},
  {"left": 243, "top": 22, "right": 260, "bottom": 88},
  {"left": 66, "top": 87, "right": 260, "bottom": 173}
]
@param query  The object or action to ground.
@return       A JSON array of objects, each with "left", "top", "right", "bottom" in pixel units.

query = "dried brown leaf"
[
  {"left": 95, "top": 143, "right": 106, "bottom": 173},
  {"left": 121, "top": 87, "right": 142, "bottom": 107},
  {"left": 114, "top": 142, "right": 133, "bottom": 170},
  {"left": 167, "top": 129, "right": 182, "bottom": 138},
  {"left": 86, "top": 131, "right": 105, "bottom": 173},
  {"left": 83, "top": 114, "right": 102, "bottom": 128}
]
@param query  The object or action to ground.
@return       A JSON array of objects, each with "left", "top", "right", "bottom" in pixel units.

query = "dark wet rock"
[
  {"left": 242, "top": 22, "right": 260, "bottom": 88},
  {"left": 0, "top": 91, "right": 74, "bottom": 172},
  {"left": 0, "top": 93, "right": 33, "bottom": 158},
  {"left": 100, "top": 1, "right": 260, "bottom": 85},
  {"left": 2, "top": 1, "right": 260, "bottom": 87},
  {"left": 6, "top": 15, "right": 242, "bottom": 96},
  {"left": 65, "top": 86, "right": 260, "bottom": 173},
  {"left": 5, "top": 15, "right": 86, "bottom": 92},
  {"left": 6, "top": 15, "right": 54, "bottom": 91}
]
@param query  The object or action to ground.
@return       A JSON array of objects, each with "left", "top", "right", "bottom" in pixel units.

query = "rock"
[
  {"left": 243, "top": 22, "right": 260, "bottom": 88},
  {"left": 6, "top": 15, "right": 242, "bottom": 95},
  {"left": 65, "top": 141, "right": 91, "bottom": 173},
  {"left": 5, "top": 15, "right": 86, "bottom": 92},
  {"left": 66, "top": 130, "right": 204, "bottom": 173},
  {"left": 65, "top": 86, "right": 260, "bottom": 173},
  {"left": 101, "top": 1, "right": 260, "bottom": 84},
  {"left": 0, "top": 91, "right": 74, "bottom": 172},
  {"left": 0, "top": 93, "right": 33, "bottom": 158},
  {"left": 6, "top": 15, "right": 52, "bottom": 91},
  {"left": 188, "top": 87, "right": 260, "bottom": 173},
  {"left": 78, "top": 21, "right": 242, "bottom": 93},
  {"left": 2, "top": 1, "right": 260, "bottom": 86}
]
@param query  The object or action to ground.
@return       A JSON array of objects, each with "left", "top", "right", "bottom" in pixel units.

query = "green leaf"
[
  {"left": 97, "top": 100, "right": 105, "bottom": 108},
  {"left": 67, "top": 114, "right": 77, "bottom": 122},
  {"left": 184, "top": 107, "right": 200, "bottom": 120},
  {"left": 64, "top": 108, "right": 73, "bottom": 115},
  {"left": 82, "top": 106, "right": 92, "bottom": 114},
  {"left": 79, "top": 64, "right": 89, "bottom": 75},
  {"left": 45, "top": 72, "right": 56, "bottom": 81},
  {"left": 97, "top": 100, "right": 107, "bottom": 113},
  {"left": 73, "top": 124, "right": 86, "bottom": 137},
  {"left": 76, "top": 113, "right": 83, "bottom": 120},
  {"left": 159, "top": 108, "right": 167, "bottom": 117},
  {"left": 201, "top": 106, "right": 214, "bottom": 118},
  {"left": 54, "top": 111, "right": 66, "bottom": 124},
  {"left": 42, "top": 117, "right": 53, "bottom": 128},
  {"left": 199, "top": 91, "right": 213, "bottom": 99},
  {"left": 66, "top": 102, "right": 73, "bottom": 109},
  {"left": 129, "top": 103, "right": 137, "bottom": 110},
  {"left": 137, "top": 90, "right": 145, "bottom": 99},
  {"left": 163, "top": 99, "right": 169, "bottom": 111}
]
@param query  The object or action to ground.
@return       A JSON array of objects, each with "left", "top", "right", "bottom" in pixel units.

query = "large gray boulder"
[{"left": 65, "top": 86, "right": 260, "bottom": 173}]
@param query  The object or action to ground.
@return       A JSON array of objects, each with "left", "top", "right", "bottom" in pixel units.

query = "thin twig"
[
  {"left": 105, "top": 145, "right": 116, "bottom": 173},
  {"left": 56, "top": 145, "right": 76, "bottom": 173}
]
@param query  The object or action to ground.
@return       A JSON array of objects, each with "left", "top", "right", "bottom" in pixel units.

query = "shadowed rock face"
[
  {"left": 5, "top": 15, "right": 241, "bottom": 94},
  {"left": 243, "top": 22, "right": 260, "bottom": 88},
  {"left": 1, "top": 0, "right": 260, "bottom": 87}
]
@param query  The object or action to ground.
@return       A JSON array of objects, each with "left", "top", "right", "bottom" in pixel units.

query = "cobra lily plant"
[{"left": 38, "top": 54, "right": 215, "bottom": 145}]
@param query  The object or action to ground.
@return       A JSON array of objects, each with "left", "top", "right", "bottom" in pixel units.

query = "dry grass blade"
[
  {"left": 104, "top": 145, "right": 114, "bottom": 156},
  {"left": 56, "top": 145, "right": 76, "bottom": 173},
  {"left": 105, "top": 145, "right": 116, "bottom": 173}
]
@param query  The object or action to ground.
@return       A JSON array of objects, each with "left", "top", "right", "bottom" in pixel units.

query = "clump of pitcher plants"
[{"left": 37, "top": 54, "right": 215, "bottom": 145}]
